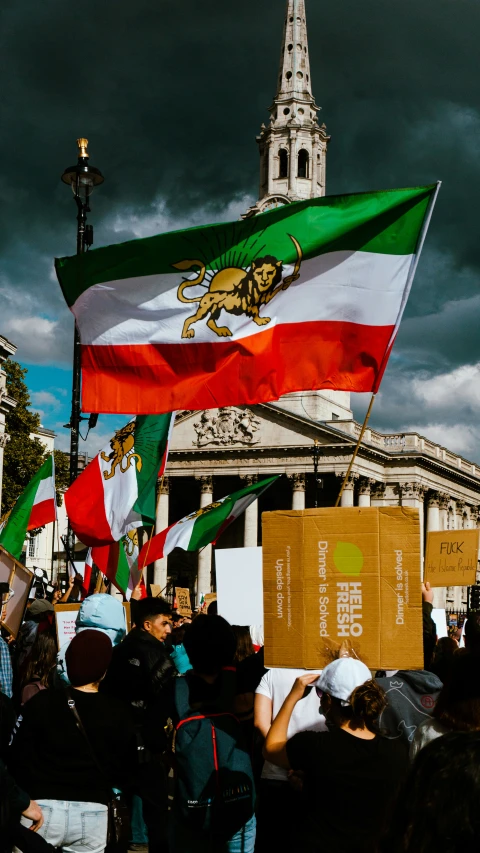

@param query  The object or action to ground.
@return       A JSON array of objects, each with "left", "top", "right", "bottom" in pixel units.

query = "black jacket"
[
  {"left": 0, "top": 758, "right": 29, "bottom": 853},
  {"left": 102, "top": 628, "right": 177, "bottom": 707}
]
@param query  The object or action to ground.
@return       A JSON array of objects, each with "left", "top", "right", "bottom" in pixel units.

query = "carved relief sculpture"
[{"left": 193, "top": 408, "right": 261, "bottom": 447}]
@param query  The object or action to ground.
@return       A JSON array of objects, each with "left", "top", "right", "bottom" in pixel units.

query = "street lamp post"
[{"left": 61, "top": 139, "right": 104, "bottom": 564}]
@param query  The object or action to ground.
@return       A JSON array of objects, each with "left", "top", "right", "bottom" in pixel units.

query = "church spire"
[
  {"left": 245, "top": 0, "right": 329, "bottom": 217},
  {"left": 277, "top": 0, "right": 313, "bottom": 103}
]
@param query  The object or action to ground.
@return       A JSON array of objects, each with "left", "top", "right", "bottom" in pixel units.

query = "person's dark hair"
[
  {"left": 207, "top": 599, "right": 218, "bottom": 616},
  {"left": 232, "top": 626, "right": 254, "bottom": 663},
  {"left": 183, "top": 614, "right": 236, "bottom": 676},
  {"left": 433, "top": 654, "right": 480, "bottom": 731},
  {"left": 432, "top": 636, "right": 458, "bottom": 684},
  {"left": 135, "top": 596, "right": 172, "bottom": 628},
  {"left": 327, "top": 680, "right": 387, "bottom": 733},
  {"left": 464, "top": 612, "right": 480, "bottom": 653},
  {"left": 22, "top": 632, "right": 57, "bottom": 689},
  {"left": 377, "top": 732, "right": 480, "bottom": 852}
]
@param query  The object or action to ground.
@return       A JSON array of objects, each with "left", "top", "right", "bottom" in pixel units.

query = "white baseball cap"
[{"left": 316, "top": 658, "right": 372, "bottom": 705}]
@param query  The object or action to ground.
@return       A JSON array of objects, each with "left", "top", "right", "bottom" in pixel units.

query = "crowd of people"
[{"left": 1, "top": 579, "right": 480, "bottom": 853}]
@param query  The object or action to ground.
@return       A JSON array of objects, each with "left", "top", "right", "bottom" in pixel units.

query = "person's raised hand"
[
  {"left": 131, "top": 582, "right": 143, "bottom": 601},
  {"left": 289, "top": 672, "right": 320, "bottom": 702},
  {"left": 422, "top": 581, "right": 434, "bottom": 604},
  {"left": 22, "top": 800, "right": 44, "bottom": 831}
]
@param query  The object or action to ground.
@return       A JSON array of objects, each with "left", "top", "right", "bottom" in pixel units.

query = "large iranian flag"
[
  {"left": 65, "top": 413, "right": 175, "bottom": 547},
  {"left": 138, "top": 475, "right": 278, "bottom": 568},
  {"left": 55, "top": 185, "right": 439, "bottom": 414},
  {"left": 0, "top": 455, "right": 56, "bottom": 560}
]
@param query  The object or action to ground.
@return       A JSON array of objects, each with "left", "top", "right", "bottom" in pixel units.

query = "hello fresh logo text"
[{"left": 334, "top": 542, "right": 364, "bottom": 639}]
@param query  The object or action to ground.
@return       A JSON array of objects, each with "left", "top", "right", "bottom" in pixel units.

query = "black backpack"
[{"left": 172, "top": 673, "right": 255, "bottom": 838}]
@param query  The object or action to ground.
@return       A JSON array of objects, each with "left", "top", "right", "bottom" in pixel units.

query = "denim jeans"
[
  {"left": 130, "top": 794, "right": 148, "bottom": 844},
  {"left": 19, "top": 799, "right": 108, "bottom": 853},
  {"left": 170, "top": 815, "right": 256, "bottom": 853}
]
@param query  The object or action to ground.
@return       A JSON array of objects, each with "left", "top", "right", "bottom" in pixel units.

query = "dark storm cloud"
[{"left": 1, "top": 0, "right": 480, "bottom": 447}]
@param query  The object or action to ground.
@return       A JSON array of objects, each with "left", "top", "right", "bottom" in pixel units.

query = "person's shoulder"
[{"left": 377, "top": 733, "right": 409, "bottom": 762}]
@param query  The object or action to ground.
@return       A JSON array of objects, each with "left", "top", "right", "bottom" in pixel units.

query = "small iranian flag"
[
  {"left": 82, "top": 548, "right": 93, "bottom": 599},
  {"left": 55, "top": 185, "right": 439, "bottom": 414},
  {"left": 92, "top": 527, "right": 142, "bottom": 598},
  {"left": 0, "top": 455, "right": 56, "bottom": 560},
  {"left": 138, "top": 475, "right": 278, "bottom": 568},
  {"left": 65, "top": 413, "right": 175, "bottom": 547}
]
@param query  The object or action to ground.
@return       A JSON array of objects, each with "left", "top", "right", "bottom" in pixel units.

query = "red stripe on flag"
[
  {"left": 65, "top": 458, "right": 113, "bottom": 546},
  {"left": 80, "top": 320, "right": 394, "bottom": 414},
  {"left": 27, "top": 499, "right": 56, "bottom": 531},
  {"left": 138, "top": 526, "right": 170, "bottom": 569}
]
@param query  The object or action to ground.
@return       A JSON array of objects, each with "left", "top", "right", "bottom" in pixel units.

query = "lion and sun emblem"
[{"left": 173, "top": 231, "right": 303, "bottom": 339}]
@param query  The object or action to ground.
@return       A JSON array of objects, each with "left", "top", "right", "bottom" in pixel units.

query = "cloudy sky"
[{"left": 1, "top": 0, "right": 480, "bottom": 458}]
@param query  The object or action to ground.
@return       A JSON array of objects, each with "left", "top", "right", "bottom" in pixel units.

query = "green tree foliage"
[
  {"left": 2, "top": 361, "right": 47, "bottom": 515},
  {"left": 53, "top": 449, "right": 70, "bottom": 506}
]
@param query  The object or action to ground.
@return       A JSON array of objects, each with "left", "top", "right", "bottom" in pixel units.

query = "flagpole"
[{"left": 334, "top": 394, "right": 376, "bottom": 508}]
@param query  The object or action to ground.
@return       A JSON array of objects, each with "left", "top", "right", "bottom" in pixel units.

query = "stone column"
[
  {"left": 337, "top": 473, "right": 357, "bottom": 507},
  {"left": 438, "top": 493, "right": 449, "bottom": 530},
  {"left": 311, "top": 139, "right": 319, "bottom": 192},
  {"left": 267, "top": 139, "right": 275, "bottom": 195},
  {"left": 399, "top": 483, "right": 427, "bottom": 571},
  {"left": 153, "top": 477, "right": 170, "bottom": 590},
  {"left": 289, "top": 473, "right": 306, "bottom": 510},
  {"left": 358, "top": 479, "right": 374, "bottom": 507},
  {"left": 370, "top": 482, "right": 386, "bottom": 507},
  {"left": 196, "top": 476, "right": 213, "bottom": 596},
  {"left": 426, "top": 492, "right": 440, "bottom": 533},
  {"left": 456, "top": 500, "right": 466, "bottom": 530},
  {"left": 241, "top": 474, "right": 258, "bottom": 548},
  {"left": 288, "top": 132, "right": 297, "bottom": 195}
]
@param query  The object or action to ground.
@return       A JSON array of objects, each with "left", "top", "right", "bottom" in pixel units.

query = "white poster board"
[
  {"left": 432, "top": 608, "right": 448, "bottom": 639},
  {"left": 215, "top": 547, "right": 263, "bottom": 626}
]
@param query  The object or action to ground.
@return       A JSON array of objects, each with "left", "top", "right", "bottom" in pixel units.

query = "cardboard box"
[
  {"left": 424, "top": 530, "right": 479, "bottom": 588},
  {"left": 263, "top": 507, "right": 423, "bottom": 671}
]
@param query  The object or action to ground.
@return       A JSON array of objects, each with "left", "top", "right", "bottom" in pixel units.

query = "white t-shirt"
[{"left": 256, "top": 667, "right": 327, "bottom": 781}]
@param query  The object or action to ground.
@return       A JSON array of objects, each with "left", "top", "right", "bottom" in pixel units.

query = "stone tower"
[
  {"left": 246, "top": 0, "right": 352, "bottom": 422},
  {"left": 245, "top": 0, "right": 330, "bottom": 218}
]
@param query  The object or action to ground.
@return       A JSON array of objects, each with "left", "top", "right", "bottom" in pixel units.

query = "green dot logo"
[{"left": 334, "top": 542, "right": 364, "bottom": 577}]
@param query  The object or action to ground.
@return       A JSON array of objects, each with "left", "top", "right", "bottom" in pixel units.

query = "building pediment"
[{"left": 171, "top": 404, "right": 351, "bottom": 453}]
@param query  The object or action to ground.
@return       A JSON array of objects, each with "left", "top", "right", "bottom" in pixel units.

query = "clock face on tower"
[{"left": 260, "top": 195, "right": 291, "bottom": 212}]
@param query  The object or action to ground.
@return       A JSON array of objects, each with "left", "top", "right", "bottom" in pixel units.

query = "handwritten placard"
[
  {"left": 425, "top": 530, "right": 479, "bottom": 587},
  {"left": 176, "top": 587, "right": 192, "bottom": 616}
]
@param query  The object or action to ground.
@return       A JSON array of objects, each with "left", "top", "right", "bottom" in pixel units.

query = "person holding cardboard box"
[{"left": 263, "top": 657, "right": 408, "bottom": 853}]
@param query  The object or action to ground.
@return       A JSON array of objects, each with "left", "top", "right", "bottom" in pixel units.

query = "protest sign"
[
  {"left": 424, "top": 530, "right": 479, "bottom": 587},
  {"left": 54, "top": 601, "right": 131, "bottom": 648},
  {"left": 204, "top": 593, "right": 217, "bottom": 611},
  {"left": 216, "top": 547, "right": 263, "bottom": 626},
  {"left": 150, "top": 584, "right": 162, "bottom": 598},
  {"left": 263, "top": 507, "right": 423, "bottom": 671},
  {"left": 0, "top": 545, "right": 34, "bottom": 637},
  {"left": 432, "top": 608, "right": 448, "bottom": 639},
  {"left": 175, "top": 587, "right": 192, "bottom": 616}
]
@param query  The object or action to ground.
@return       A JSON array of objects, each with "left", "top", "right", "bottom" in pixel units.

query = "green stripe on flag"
[
  {"left": 132, "top": 413, "right": 173, "bottom": 524},
  {"left": 55, "top": 186, "right": 436, "bottom": 307},
  {"left": 0, "top": 455, "right": 53, "bottom": 560},
  {"left": 115, "top": 541, "right": 131, "bottom": 594},
  {"left": 188, "top": 475, "right": 278, "bottom": 552}
]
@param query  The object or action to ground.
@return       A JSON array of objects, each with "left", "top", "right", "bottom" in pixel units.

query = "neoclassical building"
[{"left": 152, "top": 0, "right": 480, "bottom": 612}]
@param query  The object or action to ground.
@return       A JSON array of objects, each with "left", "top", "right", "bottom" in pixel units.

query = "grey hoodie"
[{"left": 375, "top": 670, "right": 442, "bottom": 744}]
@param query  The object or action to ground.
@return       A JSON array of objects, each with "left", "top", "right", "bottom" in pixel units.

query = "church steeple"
[
  {"left": 277, "top": 0, "right": 313, "bottom": 103},
  {"left": 245, "top": 0, "right": 329, "bottom": 217}
]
